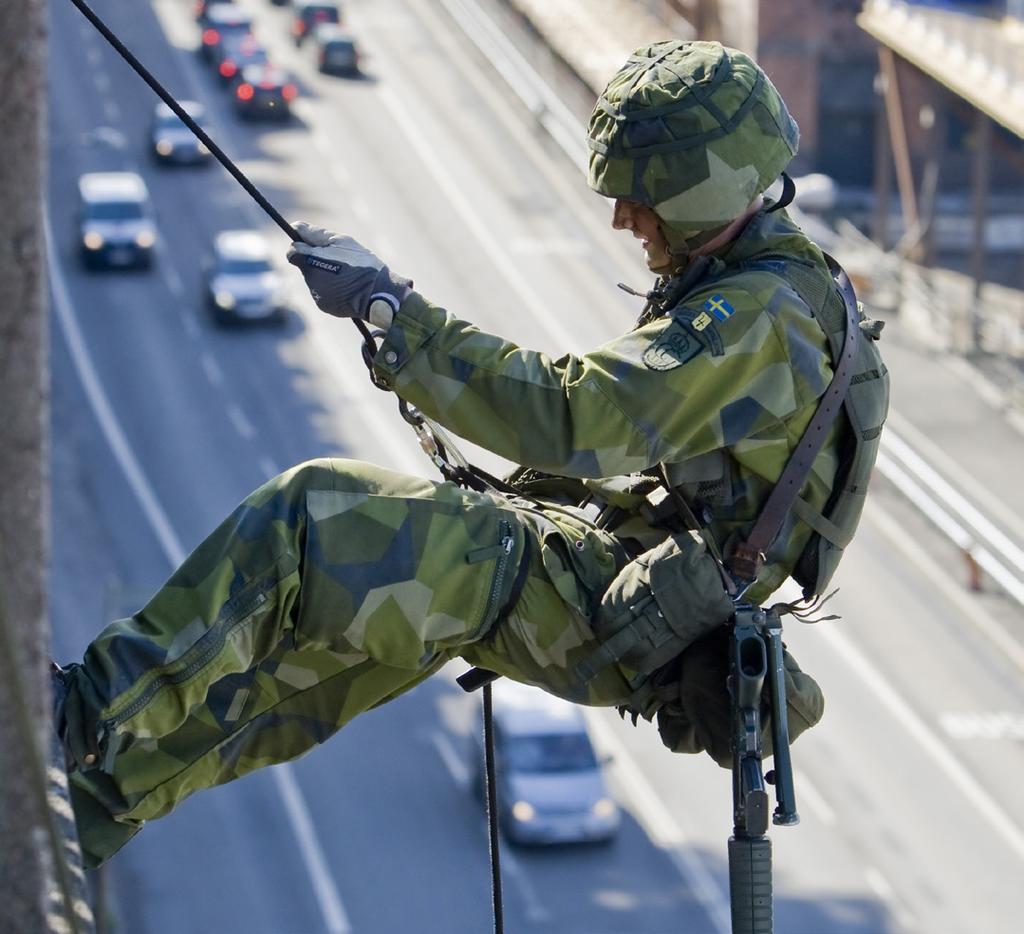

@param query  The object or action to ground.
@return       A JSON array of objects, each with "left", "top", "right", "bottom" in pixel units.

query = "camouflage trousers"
[{"left": 63, "top": 458, "right": 635, "bottom": 867}]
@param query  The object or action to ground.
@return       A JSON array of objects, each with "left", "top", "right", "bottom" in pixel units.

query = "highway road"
[{"left": 46, "top": 0, "right": 1024, "bottom": 932}]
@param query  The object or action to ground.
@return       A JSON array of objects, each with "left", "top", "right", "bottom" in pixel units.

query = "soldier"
[{"left": 56, "top": 40, "right": 882, "bottom": 868}]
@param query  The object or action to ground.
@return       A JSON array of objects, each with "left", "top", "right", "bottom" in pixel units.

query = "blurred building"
[
  {"left": 757, "top": 0, "right": 880, "bottom": 186},
  {"left": 858, "top": 0, "right": 1024, "bottom": 287},
  {"left": 750, "top": 0, "right": 1024, "bottom": 289}
]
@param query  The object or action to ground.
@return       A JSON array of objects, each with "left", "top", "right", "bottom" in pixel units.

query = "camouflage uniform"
[{"left": 62, "top": 41, "right": 840, "bottom": 866}]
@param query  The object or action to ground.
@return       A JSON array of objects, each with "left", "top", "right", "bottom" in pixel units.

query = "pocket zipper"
[{"left": 479, "top": 520, "right": 516, "bottom": 625}]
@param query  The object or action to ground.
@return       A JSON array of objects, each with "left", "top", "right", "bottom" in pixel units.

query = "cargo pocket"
[
  {"left": 531, "top": 509, "right": 623, "bottom": 618},
  {"left": 577, "top": 530, "right": 734, "bottom": 684}
]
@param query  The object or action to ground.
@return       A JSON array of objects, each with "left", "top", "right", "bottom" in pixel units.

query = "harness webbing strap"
[{"left": 729, "top": 256, "right": 860, "bottom": 585}]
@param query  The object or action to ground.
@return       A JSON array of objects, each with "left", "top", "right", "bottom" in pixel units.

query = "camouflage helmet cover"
[{"left": 588, "top": 41, "right": 799, "bottom": 238}]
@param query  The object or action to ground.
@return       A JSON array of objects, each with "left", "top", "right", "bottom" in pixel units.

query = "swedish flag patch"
[{"left": 704, "top": 294, "right": 735, "bottom": 322}]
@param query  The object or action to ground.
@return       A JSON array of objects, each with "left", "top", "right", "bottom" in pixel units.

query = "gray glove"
[{"left": 286, "top": 222, "right": 412, "bottom": 322}]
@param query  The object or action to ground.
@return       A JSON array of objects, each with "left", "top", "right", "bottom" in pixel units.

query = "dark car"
[
  {"left": 200, "top": 4, "right": 253, "bottom": 63},
  {"left": 291, "top": 1, "right": 340, "bottom": 46},
  {"left": 311, "top": 24, "right": 360, "bottom": 76},
  {"left": 232, "top": 64, "right": 298, "bottom": 120},
  {"left": 203, "top": 230, "right": 289, "bottom": 325},
  {"left": 77, "top": 172, "right": 157, "bottom": 270},
  {"left": 470, "top": 681, "right": 620, "bottom": 845},
  {"left": 150, "top": 100, "right": 211, "bottom": 165},
  {"left": 213, "top": 32, "right": 269, "bottom": 83}
]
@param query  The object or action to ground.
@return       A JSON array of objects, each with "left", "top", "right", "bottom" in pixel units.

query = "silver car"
[
  {"left": 204, "top": 230, "right": 289, "bottom": 325},
  {"left": 77, "top": 172, "right": 157, "bottom": 270},
  {"left": 150, "top": 101, "right": 211, "bottom": 165},
  {"left": 471, "top": 680, "right": 620, "bottom": 845}
]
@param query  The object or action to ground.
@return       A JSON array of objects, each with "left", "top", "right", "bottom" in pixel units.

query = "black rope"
[
  {"left": 64, "top": 0, "right": 382, "bottom": 380},
  {"left": 482, "top": 683, "right": 504, "bottom": 934},
  {"left": 67, "top": 2, "right": 507, "bottom": 926},
  {"left": 66, "top": 0, "right": 298, "bottom": 242}
]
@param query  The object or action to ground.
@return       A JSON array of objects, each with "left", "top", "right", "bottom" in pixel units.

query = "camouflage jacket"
[{"left": 373, "top": 207, "right": 841, "bottom": 603}]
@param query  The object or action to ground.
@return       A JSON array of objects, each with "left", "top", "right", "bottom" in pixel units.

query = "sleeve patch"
[{"left": 642, "top": 326, "right": 703, "bottom": 370}]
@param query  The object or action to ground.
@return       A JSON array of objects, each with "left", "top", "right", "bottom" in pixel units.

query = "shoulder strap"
[{"left": 728, "top": 254, "right": 860, "bottom": 588}]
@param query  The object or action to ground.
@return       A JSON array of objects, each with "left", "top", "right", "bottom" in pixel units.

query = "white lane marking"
[
  {"left": 258, "top": 456, "right": 281, "bottom": 480},
  {"left": 373, "top": 83, "right": 580, "bottom": 353},
  {"left": 865, "top": 501, "right": 1024, "bottom": 673},
  {"left": 226, "top": 403, "right": 256, "bottom": 439},
  {"left": 499, "top": 846, "right": 551, "bottom": 925},
  {"left": 939, "top": 711, "right": 1024, "bottom": 741},
  {"left": 270, "top": 767, "right": 352, "bottom": 933},
  {"left": 374, "top": 234, "right": 396, "bottom": 258},
  {"left": 200, "top": 352, "right": 224, "bottom": 387},
  {"left": 329, "top": 163, "right": 350, "bottom": 190},
  {"left": 429, "top": 731, "right": 548, "bottom": 921},
  {"left": 86, "top": 46, "right": 102, "bottom": 67},
  {"left": 584, "top": 710, "right": 732, "bottom": 934},
  {"left": 508, "top": 237, "right": 589, "bottom": 257},
  {"left": 103, "top": 98, "right": 120, "bottom": 123},
  {"left": 182, "top": 313, "right": 201, "bottom": 341},
  {"left": 47, "top": 223, "right": 187, "bottom": 567},
  {"left": 160, "top": 261, "right": 184, "bottom": 299},
  {"left": 430, "top": 730, "right": 470, "bottom": 790},
  {"left": 349, "top": 196, "right": 370, "bottom": 222},
  {"left": 794, "top": 768, "right": 836, "bottom": 827},
  {"left": 94, "top": 70, "right": 110, "bottom": 94},
  {"left": 47, "top": 222, "right": 353, "bottom": 934},
  {"left": 864, "top": 865, "right": 916, "bottom": 930},
  {"left": 819, "top": 620, "right": 1024, "bottom": 860}
]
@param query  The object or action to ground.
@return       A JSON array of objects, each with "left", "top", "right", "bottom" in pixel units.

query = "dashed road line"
[
  {"left": 258, "top": 455, "right": 281, "bottom": 479},
  {"left": 794, "top": 768, "right": 836, "bottom": 827},
  {"left": 428, "top": 730, "right": 548, "bottom": 921},
  {"left": 819, "top": 619, "right": 1024, "bottom": 860},
  {"left": 94, "top": 70, "right": 111, "bottom": 94},
  {"left": 226, "top": 403, "right": 256, "bottom": 439},
  {"left": 584, "top": 710, "right": 732, "bottom": 934},
  {"left": 430, "top": 729, "right": 470, "bottom": 790},
  {"left": 349, "top": 196, "right": 370, "bottom": 221},
  {"left": 200, "top": 352, "right": 224, "bottom": 386},
  {"left": 864, "top": 865, "right": 916, "bottom": 930},
  {"left": 103, "top": 98, "right": 120, "bottom": 123},
  {"left": 48, "top": 219, "right": 353, "bottom": 934},
  {"left": 182, "top": 313, "right": 201, "bottom": 340}
]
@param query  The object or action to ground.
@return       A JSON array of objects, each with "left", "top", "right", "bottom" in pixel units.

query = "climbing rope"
[{"left": 63, "top": 2, "right": 509, "bottom": 928}]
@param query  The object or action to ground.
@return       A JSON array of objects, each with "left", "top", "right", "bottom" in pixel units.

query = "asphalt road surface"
[{"left": 47, "top": 1, "right": 1024, "bottom": 932}]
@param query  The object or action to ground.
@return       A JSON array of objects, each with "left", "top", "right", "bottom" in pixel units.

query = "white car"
[
  {"left": 77, "top": 172, "right": 157, "bottom": 270},
  {"left": 470, "top": 679, "right": 620, "bottom": 845},
  {"left": 204, "top": 230, "right": 289, "bottom": 325}
]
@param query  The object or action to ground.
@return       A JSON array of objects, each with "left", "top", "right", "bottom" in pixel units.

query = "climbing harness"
[{"left": 64, "top": 0, "right": 510, "bottom": 928}]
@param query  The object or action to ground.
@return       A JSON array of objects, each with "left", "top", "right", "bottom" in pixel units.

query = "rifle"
[{"left": 727, "top": 603, "right": 799, "bottom": 934}]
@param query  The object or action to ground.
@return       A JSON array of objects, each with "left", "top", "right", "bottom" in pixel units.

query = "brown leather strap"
[{"left": 729, "top": 256, "right": 861, "bottom": 586}]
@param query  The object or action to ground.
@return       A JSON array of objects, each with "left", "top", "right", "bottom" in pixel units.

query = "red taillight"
[
  {"left": 282, "top": 84, "right": 298, "bottom": 102},
  {"left": 219, "top": 61, "right": 237, "bottom": 77},
  {"left": 236, "top": 83, "right": 254, "bottom": 101},
  {"left": 293, "top": 21, "right": 305, "bottom": 35},
  {"left": 203, "top": 28, "right": 219, "bottom": 45}
]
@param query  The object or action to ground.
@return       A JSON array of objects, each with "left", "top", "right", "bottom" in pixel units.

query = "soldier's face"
[{"left": 612, "top": 199, "right": 672, "bottom": 271}]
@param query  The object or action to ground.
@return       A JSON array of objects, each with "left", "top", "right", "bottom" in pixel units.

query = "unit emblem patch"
[{"left": 642, "top": 328, "right": 702, "bottom": 370}]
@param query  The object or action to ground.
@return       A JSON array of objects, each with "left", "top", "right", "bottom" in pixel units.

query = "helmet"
[{"left": 588, "top": 41, "right": 799, "bottom": 250}]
